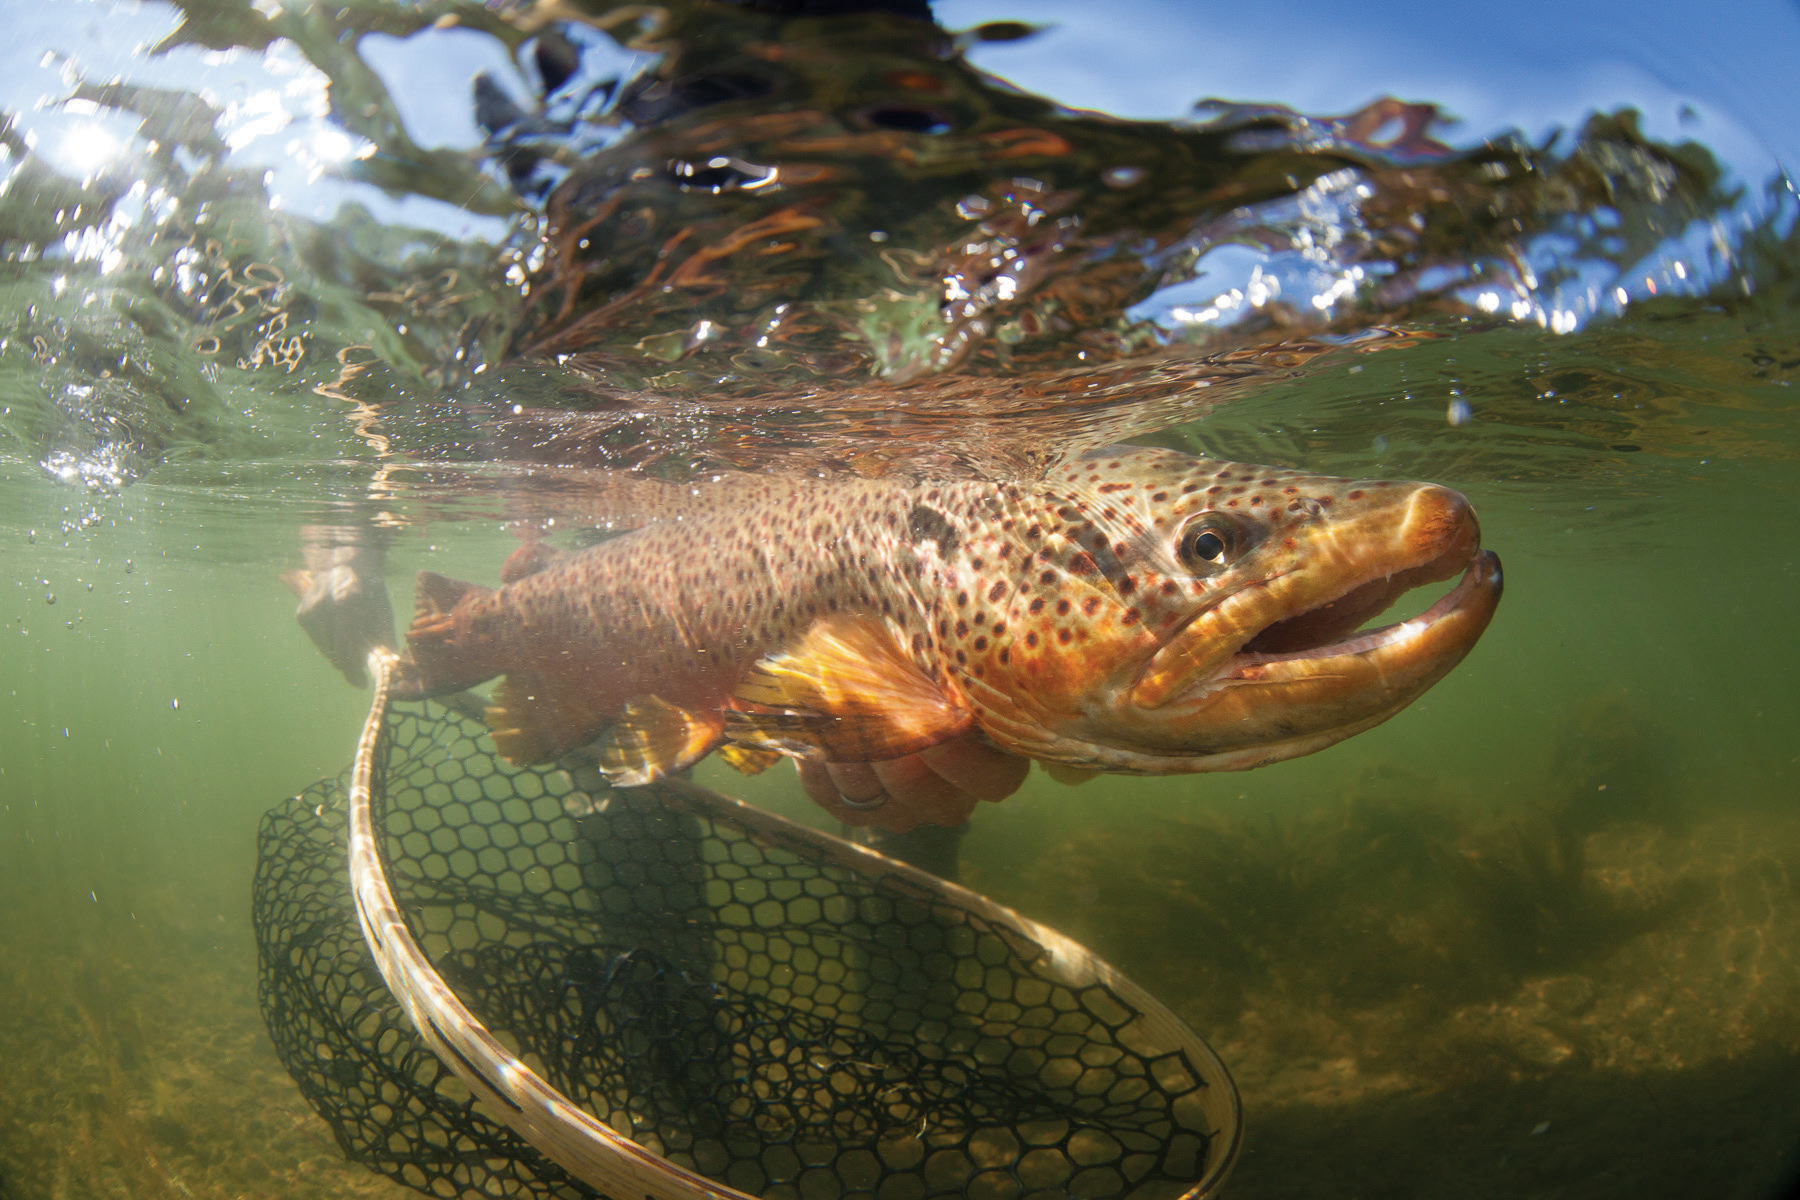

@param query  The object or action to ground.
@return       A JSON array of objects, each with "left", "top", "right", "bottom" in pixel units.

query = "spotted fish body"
[{"left": 399, "top": 446, "right": 1501, "bottom": 812}]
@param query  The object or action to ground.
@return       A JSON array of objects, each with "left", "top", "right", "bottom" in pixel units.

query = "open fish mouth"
[
  {"left": 1229, "top": 547, "right": 1503, "bottom": 670},
  {"left": 1231, "top": 530, "right": 1501, "bottom": 665}
]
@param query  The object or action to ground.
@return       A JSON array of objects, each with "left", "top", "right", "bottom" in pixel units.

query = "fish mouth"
[
  {"left": 1129, "top": 483, "right": 1502, "bottom": 735},
  {"left": 1227, "top": 547, "right": 1502, "bottom": 672},
  {"left": 1230, "top": 536, "right": 1494, "bottom": 667}
]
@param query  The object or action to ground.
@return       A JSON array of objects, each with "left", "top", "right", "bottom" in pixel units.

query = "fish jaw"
[{"left": 1106, "top": 549, "right": 1502, "bottom": 772}]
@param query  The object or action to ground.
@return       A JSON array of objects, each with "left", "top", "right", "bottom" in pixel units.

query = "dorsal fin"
[{"left": 727, "top": 614, "right": 972, "bottom": 761}]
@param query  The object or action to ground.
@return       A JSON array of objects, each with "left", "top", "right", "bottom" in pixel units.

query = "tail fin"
[{"left": 393, "top": 571, "right": 499, "bottom": 698}]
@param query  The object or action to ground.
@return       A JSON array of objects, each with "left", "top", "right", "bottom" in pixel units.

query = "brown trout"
[{"left": 396, "top": 446, "right": 1501, "bottom": 827}]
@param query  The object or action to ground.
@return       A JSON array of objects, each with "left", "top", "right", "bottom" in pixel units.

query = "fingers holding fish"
[
  {"left": 795, "top": 751, "right": 984, "bottom": 833},
  {"left": 871, "top": 754, "right": 979, "bottom": 829},
  {"left": 826, "top": 761, "right": 886, "bottom": 806},
  {"left": 917, "top": 736, "right": 1030, "bottom": 803}
]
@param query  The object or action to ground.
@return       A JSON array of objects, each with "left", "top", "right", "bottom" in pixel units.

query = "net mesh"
[{"left": 254, "top": 699, "right": 1236, "bottom": 1200}]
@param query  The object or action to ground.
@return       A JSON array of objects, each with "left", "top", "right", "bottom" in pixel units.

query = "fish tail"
[{"left": 392, "top": 571, "right": 499, "bottom": 699}]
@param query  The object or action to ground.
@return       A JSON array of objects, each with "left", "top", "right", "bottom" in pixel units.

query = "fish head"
[{"left": 953, "top": 447, "right": 1502, "bottom": 773}]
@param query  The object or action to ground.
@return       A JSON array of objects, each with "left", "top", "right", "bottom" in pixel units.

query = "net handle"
[
  {"left": 348, "top": 648, "right": 754, "bottom": 1200},
  {"left": 346, "top": 648, "right": 1242, "bottom": 1200}
]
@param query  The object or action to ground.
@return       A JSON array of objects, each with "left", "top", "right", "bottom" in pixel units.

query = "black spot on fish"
[{"left": 907, "top": 504, "right": 960, "bottom": 554}]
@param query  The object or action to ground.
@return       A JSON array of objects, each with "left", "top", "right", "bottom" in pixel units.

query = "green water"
[
  {"left": 4, "top": 0, "right": 1800, "bottom": 1197},
  {"left": 4, "top": 311, "right": 1796, "bottom": 1197}
]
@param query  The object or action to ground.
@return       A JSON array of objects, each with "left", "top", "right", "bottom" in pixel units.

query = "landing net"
[{"left": 253, "top": 650, "right": 1240, "bottom": 1200}]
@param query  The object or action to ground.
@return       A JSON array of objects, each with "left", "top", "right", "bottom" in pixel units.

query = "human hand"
[
  {"left": 283, "top": 526, "right": 396, "bottom": 687},
  {"left": 794, "top": 733, "right": 1031, "bottom": 833}
]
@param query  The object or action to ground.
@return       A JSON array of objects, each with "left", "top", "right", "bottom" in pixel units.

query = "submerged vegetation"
[{"left": 976, "top": 688, "right": 1800, "bottom": 1195}]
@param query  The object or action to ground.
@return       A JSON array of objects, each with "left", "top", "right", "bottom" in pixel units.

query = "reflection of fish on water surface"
[{"left": 395, "top": 445, "right": 1501, "bottom": 831}]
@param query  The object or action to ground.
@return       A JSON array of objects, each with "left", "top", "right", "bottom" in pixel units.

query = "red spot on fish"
[
  {"left": 1347, "top": 490, "right": 1364, "bottom": 500},
  {"left": 1056, "top": 599, "right": 1072, "bottom": 616},
  {"left": 1121, "top": 608, "right": 1141, "bottom": 626},
  {"left": 1068, "top": 552, "right": 1098, "bottom": 575},
  {"left": 1029, "top": 597, "right": 1046, "bottom": 614},
  {"left": 988, "top": 582, "right": 1007, "bottom": 602},
  {"left": 1057, "top": 628, "right": 1073, "bottom": 644},
  {"left": 1082, "top": 596, "right": 1101, "bottom": 616}
]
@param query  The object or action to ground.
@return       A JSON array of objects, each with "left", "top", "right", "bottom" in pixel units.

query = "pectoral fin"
[{"left": 727, "top": 614, "right": 972, "bottom": 761}]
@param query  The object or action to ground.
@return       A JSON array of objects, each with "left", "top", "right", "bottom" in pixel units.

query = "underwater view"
[{"left": 2, "top": 0, "right": 1798, "bottom": 1197}]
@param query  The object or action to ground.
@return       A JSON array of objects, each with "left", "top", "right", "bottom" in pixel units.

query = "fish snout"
[{"left": 1402, "top": 484, "right": 1481, "bottom": 573}]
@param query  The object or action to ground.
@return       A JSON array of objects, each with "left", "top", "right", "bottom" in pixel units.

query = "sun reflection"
[{"left": 56, "top": 122, "right": 126, "bottom": 176}]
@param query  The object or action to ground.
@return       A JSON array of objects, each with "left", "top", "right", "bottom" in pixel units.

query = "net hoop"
[{"left": 345, "top": 647, "right": 1242, "bottom": 1200}]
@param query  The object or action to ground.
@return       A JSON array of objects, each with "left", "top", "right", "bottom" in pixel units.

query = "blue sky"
[{"left": 939, "top": 0, "right": 1800, "bottom": 183}]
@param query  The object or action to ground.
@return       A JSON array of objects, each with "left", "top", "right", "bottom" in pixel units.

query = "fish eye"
[{"left": 1176, "top": 518, "right": 1239, "bottom": 569}]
